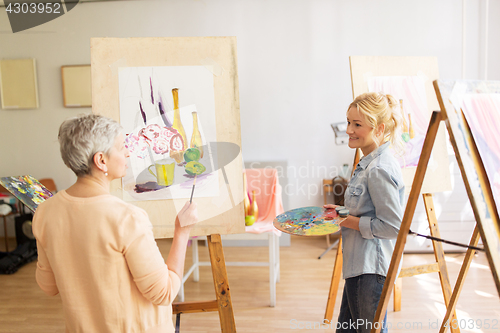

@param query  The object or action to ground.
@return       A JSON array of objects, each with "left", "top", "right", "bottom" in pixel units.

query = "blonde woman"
[
  {"left": 33, "top": 114, "right": 197, "bottom": 332},
  {"left": 325, "top": 92, "right": 405, "bottom": 333}
]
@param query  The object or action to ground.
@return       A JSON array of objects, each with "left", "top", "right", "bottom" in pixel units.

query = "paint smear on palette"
[
  {"left": 273, "top": 206, "right": 344, "bottom": 236},
  {"left": 0, "top": 175, "right": 53, "bottom": 212}
]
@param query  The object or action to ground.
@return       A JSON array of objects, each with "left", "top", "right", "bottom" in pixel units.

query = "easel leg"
[
  {"left": 324, "top": 237, "right": 343, "bottom": 324},
  {"left": 193, "top": 238, "right": 200, "bottom": 282},
  {"left": 207, "top": 234, "right": 236, "bottom": 332},
  {"left": 269, "top": 233, "right": 276, "bottom": 307},
  {"left": 439, "top": 226, "right": 481, "bottom": 333},
  {"left": 393, "top": 278, "right": 402, "bottom": 312},
  {"left": 423, "top": 193, "right": 460, "bottom": 333},
  {"left": 275, "top": 233, "right": 280, "bottom": 283}
]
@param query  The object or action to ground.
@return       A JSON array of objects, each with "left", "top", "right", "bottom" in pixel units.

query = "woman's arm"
[
  {"left": 124, "top": 202, "right": 197, "bottom": 306},
  {"left": 359, "top": 166, "right": 404, "bottom": 239},
  {"left": 165, "top": 202, "right": 198, "bottom": 279},
  {"left": 35, "top": 243, "right": 59, "bottom": 296}
]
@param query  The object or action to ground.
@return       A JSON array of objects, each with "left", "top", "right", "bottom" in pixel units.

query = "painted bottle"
[
  {"left": 408, "top": 113, "right": 415, "bottom": 139},
  {"left": 170, "top": 88, "right": 187, "bottom": 163},
  {"left": 243, "top": 172, "right": 251, "bottom": 216},
  {"left": 190, "top": 111, "right": 204, "bottom": 158},
  {"left": 400, "top": 99, "right": 410, "bottom": 143},
  {"left": 248, "top": 190, "right": 259, "bottom": 221}
]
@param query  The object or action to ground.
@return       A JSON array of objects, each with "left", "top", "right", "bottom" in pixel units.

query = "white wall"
[{"left": 0, "top": 0, "right": 498, "bottom": 238}]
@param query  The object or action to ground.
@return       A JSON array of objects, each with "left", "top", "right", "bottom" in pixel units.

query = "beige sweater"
[{"left": 33, "top": 190, "right": 180, "bottom": 333}]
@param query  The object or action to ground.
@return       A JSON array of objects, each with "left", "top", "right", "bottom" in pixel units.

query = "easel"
[
  {"left": 173, "top": 234, "right": 236, "bottom": 332},
  {"left": 433, "top": 80, "right": 500, "bottom": 332},
  {"left": 368, "top": 80, "right": 500, "bottom": 333},
  {"left": 89, "top": 37, "right": 243, "bottom": 333}
]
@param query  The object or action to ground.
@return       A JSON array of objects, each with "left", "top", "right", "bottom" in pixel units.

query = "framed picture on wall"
[
  {"left": 61, "top": 65, "right": 92, "bottom": 107},
  {"left": 0, "top": 58, "right": 39, "bottom": 109}
]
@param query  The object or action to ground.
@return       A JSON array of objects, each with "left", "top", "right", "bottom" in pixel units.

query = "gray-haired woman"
[{"left": 33, "top": 114, "right": 197, "bottom": 333}]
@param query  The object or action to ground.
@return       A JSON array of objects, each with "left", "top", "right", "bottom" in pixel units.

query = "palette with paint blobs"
[
  {"left": 273, "top": 206, "right": 348, "bottom": 236},
  {"left": 0, "top": 175, "right": 53, "bottom": 213}
]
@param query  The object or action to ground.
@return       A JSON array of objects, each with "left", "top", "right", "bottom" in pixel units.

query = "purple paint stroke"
[
  {"left": 179, "top": 172, "right": 211, "bottom": 189},
  {"left": 139, "top": 101, "right": 147, "bottom": 125},
  {"left": 150, "top": 77, "right": 154, "bottom": 104},
  {"left": 158, "top": 93, "right": 173, "bottom": 127},
  {"left": 134, "top": 181, "right": 166, "bottom": 193}
]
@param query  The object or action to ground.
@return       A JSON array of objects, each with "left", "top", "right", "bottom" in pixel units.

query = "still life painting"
[
  {"left": 0, "top": 175, "right": 53, "bottom": 212},
  {"left": 451, "top": 81, "right": 500, "bottom": 216},
  {"left": 118, "top": 66, "right": 219, "bottom": 201},
  {"left": 367, "top": 76, "right": 431, "bottom": 168}
]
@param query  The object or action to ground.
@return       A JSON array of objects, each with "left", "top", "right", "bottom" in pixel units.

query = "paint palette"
[
  {"left": 0, "top": 175, "right": 53, "bottom": 213},
  {"left": 273, "top": 206, "right": 345, "bottom": 236}
]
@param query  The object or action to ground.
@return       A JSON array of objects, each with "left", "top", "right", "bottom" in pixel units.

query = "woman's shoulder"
[
  {"left": 368, "top": 151, "right": 403, "bottom": 179},
  {"left": 39, "top": 191, "right": 148, "bottom": 219}
]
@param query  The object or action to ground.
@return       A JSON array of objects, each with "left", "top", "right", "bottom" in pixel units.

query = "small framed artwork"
[
  {"left": 61, "top": 65, "right": 92, "bottom": 107},
  {"left": 0, "top": 58, "right": 39, "bottom": 109}
]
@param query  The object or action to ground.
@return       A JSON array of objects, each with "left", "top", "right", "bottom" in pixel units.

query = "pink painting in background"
[
  {"left": 367, "top": 76, "right": 430, "bottom": 168},
  {"left": 461, "top": 93, "right": 500, "bottom": 215}
]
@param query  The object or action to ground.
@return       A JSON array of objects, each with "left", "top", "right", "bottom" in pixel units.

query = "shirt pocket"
[{"left": 345, "top": 186, "right": 363, "bottom": 208}]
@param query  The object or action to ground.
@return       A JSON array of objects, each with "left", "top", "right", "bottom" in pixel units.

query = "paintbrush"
[
  {"left": 179, "top": 176, "right": 198, "bottom": 228},
  {"left": 189, "top": 175, "right": 197, "bottom": 204}
]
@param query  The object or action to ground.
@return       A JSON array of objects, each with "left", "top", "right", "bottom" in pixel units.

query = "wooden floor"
[{"left": 0, "top": 235, "right": 499, "bottom": 332}]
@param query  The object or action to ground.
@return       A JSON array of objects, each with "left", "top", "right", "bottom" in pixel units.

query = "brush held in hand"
[
  {"left": 189, "top": 175, "right": 197, "bottom": 204},
  {"left": 178, "top": 201, "right": 199, "bottom": 227}
]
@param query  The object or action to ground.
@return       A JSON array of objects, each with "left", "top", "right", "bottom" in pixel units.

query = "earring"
[{"left": 104, "top": 172, "right": 108, "bottom": 176}]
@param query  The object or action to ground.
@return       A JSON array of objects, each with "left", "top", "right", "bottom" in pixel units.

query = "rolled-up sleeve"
[
  {"left": 362, "top": 166, "right": 403, "bottom": 239},
  {"left": 124, "top": 213, "right": 181, "bottom": 306}
]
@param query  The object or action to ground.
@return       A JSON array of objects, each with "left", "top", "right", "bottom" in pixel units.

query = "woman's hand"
[
  {"left": 176, "top": 201, "right": 199, "bottom": 229},
  {"left": 323, "top": 204, "right": 338, "bottom": 210}
]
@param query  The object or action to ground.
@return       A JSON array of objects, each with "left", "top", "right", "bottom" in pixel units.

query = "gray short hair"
[{"left": 58, "top": 114, "right": 122, "bottom": 177}]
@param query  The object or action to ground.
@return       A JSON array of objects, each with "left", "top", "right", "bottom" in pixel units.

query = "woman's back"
[{"left": 33, "top": 190, "right": 180, "bottom": 333}]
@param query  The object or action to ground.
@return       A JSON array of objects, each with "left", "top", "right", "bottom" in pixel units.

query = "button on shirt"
[{"left": 342, "top": 142, "right": 405, "bottom": 279}]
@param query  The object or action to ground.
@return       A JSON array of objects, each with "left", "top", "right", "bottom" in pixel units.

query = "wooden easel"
[
  {"left": 173, "top": 234, "right": 236, "bottom": 332},
  {"left": 433, "top": 80, "right": 500, "bottom": 332},
  {"left": 368, "top": 79, "right": 500, "bottom": 333}
]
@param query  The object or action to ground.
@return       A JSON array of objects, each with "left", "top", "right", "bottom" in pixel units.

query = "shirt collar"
[{"left": 357, "top": 142, "right": 391, "bottom": 170}]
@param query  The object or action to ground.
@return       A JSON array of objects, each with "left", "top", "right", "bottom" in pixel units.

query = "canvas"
[
  {"left": 90, "top": 37, "right": 244, "bottom": 238},
  {"left": 0, "top": 58, "right": 39, "bottom": 109},
  {"left": 61, "top": 65, "right": 92, "bottom": 107},
  {"left": 350, "top": 56, "right": 451, "bottom": 195},
  {"left": 446, "top": 80, "right": 500, "bottom": 217}
]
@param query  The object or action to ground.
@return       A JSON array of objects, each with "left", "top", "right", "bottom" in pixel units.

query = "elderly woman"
[{"left": 33, "top": 114, "right": 197, "bottom": 333}]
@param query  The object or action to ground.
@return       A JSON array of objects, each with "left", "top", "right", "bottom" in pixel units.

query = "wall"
[{"left": 0, "top": 0, "right": 498, "bottom": 239}]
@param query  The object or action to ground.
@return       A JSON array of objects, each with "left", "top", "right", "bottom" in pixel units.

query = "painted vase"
[
  {"left": 170, "top": 88, "right": 187, "bottom": 163},
  {"left": 190, "top": 111, "right": 204, "bottom": 158}
]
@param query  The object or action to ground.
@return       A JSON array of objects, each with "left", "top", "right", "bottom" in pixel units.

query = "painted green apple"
[
  {"left": 184, "top": 148, "right": 201, "bottom": 163},
  {"left": 245, "top": 215, "right": 255, "bottom": 226}
]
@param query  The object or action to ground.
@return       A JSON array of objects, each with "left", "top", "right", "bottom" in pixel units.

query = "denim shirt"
[{"left": 342, "top": 142, "right": 405, "bottom": 279}]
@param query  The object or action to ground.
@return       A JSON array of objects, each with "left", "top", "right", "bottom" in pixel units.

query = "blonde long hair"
[{"left": 348, "top": 92, "right": 405, "bottom": 155}]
